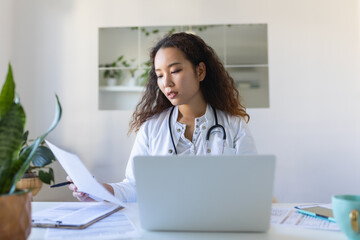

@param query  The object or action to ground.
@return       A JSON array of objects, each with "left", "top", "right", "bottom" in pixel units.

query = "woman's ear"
[{"left": 197, "top": 62, "right": 206, "bottom": 82}]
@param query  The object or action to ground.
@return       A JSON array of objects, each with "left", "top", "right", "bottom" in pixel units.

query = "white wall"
[
  {"left": 0, "top": 0, "right": 13, "bottom": 73},
  {"left": 1, "top": 0, "right": 359, "bottom": 202}
]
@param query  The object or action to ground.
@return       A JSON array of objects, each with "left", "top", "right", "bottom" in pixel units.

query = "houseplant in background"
[
  {"left": 15, "top": 133, "right": 57, "bottom": 196},
  {"left": 99, "top": 55, "right": 137, "bottom": 86},
  {"left": 127, "top": 63, "right": 138, "bottom": 86},
  {"left": 0, "top": 63, "right": 62, "bottom": 239},
  {"left": 138, "top": 60, "right": 151, "bottom": 86},
  {"left": 101, "top": 60, "right": 121, "bottom": 86}
]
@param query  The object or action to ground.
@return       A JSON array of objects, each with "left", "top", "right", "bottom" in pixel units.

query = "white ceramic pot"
[{"left": 106, "top": 78, "right": 117, "bottom": 86}]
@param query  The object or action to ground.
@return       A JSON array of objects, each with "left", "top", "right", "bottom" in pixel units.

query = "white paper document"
[
  {"left": 271, "top": 206, "right": 340, "bottom": 231},
  {"left": 46, "top": 141, "right": 126, "bottom": 207},
  {"left": 45, "top": 210, "right": 139, "bottom": 239},
  {"left": 32, "top": 202, "right": 121, "bottom": 227}
]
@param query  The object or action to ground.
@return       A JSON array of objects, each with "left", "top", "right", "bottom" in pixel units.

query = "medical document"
[
  {"left": 44, "top": 210, "right": 139, "bottom": 239},
  {"left": 32, "top": 202, "right": 122, "bottom": 228},
  {"left": 46, "top": 141, "right": 126, "bottom": 207},
  {"left": 271, "top": 206, "right": 339, "bottom": 231}
]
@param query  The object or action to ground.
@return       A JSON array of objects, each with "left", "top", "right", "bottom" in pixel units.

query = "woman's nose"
[{"left": 162, "top": 74, "right": 174, "bottom": 87}]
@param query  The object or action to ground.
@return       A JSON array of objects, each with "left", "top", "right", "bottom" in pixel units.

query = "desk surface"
[{"left": 29, "top": 202, "right": 346, "bottom": 240}]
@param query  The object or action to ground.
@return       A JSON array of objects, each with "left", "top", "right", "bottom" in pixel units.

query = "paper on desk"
[
  {"left": 45, "top": 211, "right": 140, "bottom": 239},
  {"left": 32, "top": 202, "right": 120, "bottom": 226},
  {"left": 271, "top": 206, "right": 339, "bottom": 231},
  {"left": 46, "top": 141, "right": 125, "bottom": 207}
]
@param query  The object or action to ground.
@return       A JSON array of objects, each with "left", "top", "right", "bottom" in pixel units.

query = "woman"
[{"left": 70, "top": 32, "right": 257, "bottom": 202}]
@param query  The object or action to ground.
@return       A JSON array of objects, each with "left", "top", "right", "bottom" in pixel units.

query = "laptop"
[{"left": 133, "top": 155, "right": 276, "bottom": 232}]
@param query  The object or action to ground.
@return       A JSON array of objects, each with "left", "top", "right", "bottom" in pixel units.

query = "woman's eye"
[
  {"left": 171, "top": 69, "right": 181, "bottom": 74},
  {"left": 157, "top": 75, "right": 163, "bottom": 79}
]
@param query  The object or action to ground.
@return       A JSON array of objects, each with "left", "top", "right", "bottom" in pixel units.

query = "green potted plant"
[
  {"left": 100, "top": 58, "right": 122, "bottom": 86},
  {"left": 127, "top": 63, "right": 138, "bottom": 86},
  {"left": 0, "top": 63, "right": 61, "bottom": 239},
  {"left": 16, "top": 134, "right": 57, "bottom": 196},
  {"left": 138, "top": 60, "right": 151, "bottom": 86},
  {"left": 100, "top": 55, "right": 137, "bottom": 86}
]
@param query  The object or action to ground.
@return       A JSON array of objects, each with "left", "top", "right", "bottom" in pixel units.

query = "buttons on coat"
[{"left": 168, "top": 149, "right": 173, "bottom": 154}]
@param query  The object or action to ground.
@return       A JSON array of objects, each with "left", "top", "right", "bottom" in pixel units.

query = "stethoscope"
[{"left": 168, "top": 105, "right": 226, "bottom": 155}]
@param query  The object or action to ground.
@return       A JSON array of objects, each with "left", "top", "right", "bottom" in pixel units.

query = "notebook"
[{"left": 133, "top": 155, "right": 276, "bottom": 232}]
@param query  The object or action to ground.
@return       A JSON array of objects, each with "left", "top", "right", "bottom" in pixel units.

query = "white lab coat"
[{"left": 109, "top": 104, "right": 257, "bottom": 202}]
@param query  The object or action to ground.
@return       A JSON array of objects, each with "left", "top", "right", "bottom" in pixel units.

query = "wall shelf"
[{"left": 98, "top": 24, "right": 269, "bottom": 109}]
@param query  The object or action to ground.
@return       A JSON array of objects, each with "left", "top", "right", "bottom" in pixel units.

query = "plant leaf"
[
  {"left": 104, "top": 69, "right": 110, "bottom": 78},
  {"left": 8, "top": 95, "right": 61, "bottom": 194},
  {"left": 38, "top": 94, "right": 62, "bottom": 143},
  {"left": 38, "top": 168, "right": 54, "bottom": 185},
  {"left": 9, "top": 138, "right": 41, "bottom": 194},
  {"left": 31, "top": 146, "right": 55, "bottom": 167},
  {"left": 22, "top": 130, "right": 29, "bottom": 147},
  {"left": 0, "top": 63, "right": 15, "bottom": 121},
  {"left": 0, "top": 103, "right": 25, "bottom": 194},
  {"left": 117, "top": 55, "right": 124, "bottom": 62}
]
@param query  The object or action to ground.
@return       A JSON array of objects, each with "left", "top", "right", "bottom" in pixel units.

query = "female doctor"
[{"left": 69, "top": 32, "right": 257, "bottom": 202}]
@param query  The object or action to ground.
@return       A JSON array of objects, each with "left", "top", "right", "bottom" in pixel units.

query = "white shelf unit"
[{"left": 99, "top": 24, "right": 269, "bottom": 110}]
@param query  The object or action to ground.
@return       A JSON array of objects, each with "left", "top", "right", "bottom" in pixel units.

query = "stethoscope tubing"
[{"left": 169, "top": 106, "right": 178, "bottom": 154}]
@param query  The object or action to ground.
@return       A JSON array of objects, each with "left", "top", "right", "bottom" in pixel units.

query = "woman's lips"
[{"left": 167, "top": 91, "right": 178, "bottom": 99}]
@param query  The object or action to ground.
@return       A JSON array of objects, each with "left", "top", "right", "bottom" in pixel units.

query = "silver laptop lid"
[{"left": 134, "top": 155, "right": 276, "bottom": 232}]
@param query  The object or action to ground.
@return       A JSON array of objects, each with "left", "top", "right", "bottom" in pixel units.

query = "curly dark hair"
[{"left": 129, "top": 32, "right": 249, "bottom": 133}]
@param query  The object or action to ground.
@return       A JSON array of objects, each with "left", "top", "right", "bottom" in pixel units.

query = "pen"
[
  {"left": 50, "top": 181, "right": 71, "bottom": 188},
  {"left": 297, "top": 209, "right": 336, "bottom": 222}
]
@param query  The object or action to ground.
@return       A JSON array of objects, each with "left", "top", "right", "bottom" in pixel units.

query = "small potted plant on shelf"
[
  {"left": 100, "top": 55, "right": 137, "bottom": 86},
  {"left": 100, "top": 55, "right": 140, "bottom": 86},
  {"left": 127, "top": 63, "right": 138, "bottom": 86},
  {"left": 16, "top": 132, "right": 57, "bottom": 196},
  {"left": 138, "top": 60, "right": 151, "bottom": 86},
  {"left": 0, "top": 63, "right": 62, "bottom": 239},
  {"left": 101, "top": 58, "right": 122, "bottom": 86}
]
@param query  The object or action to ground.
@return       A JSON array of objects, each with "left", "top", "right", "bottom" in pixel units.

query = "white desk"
[{"left": 29, "top": 202, "right": 346, "bottom": 240}]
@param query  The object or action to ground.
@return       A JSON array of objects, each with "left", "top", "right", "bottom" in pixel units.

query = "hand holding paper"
[
  {"left": 66, "top": 176, "right": 95, "bottom": 202},
  {"left": 46, "top": 140, "right": 126, "bottom": 207}
]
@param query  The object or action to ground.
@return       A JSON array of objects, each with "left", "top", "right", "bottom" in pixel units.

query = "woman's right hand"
[{"left": 66, "top": 176, "right": 95, "bottom": 202}]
